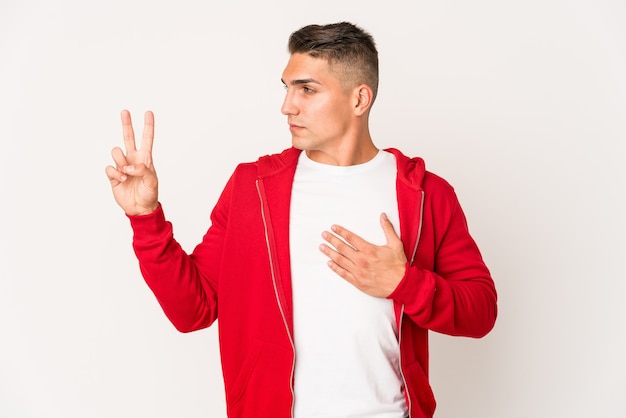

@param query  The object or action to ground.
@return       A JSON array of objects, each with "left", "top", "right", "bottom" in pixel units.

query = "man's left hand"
[{"left": 320, "top": 213, "right": 408, "bottom": 298}]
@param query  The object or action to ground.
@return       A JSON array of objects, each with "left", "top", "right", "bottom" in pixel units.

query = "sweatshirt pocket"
[{"left": 227, "top": 339, "right": 293, "bottom": 417}]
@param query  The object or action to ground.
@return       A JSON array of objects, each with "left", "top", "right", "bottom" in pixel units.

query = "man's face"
[{"left": 281, "top": 53, "right": 355, "bottom": 157}]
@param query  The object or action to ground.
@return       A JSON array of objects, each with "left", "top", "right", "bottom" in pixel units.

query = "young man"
[{"left": 106, "top": 22, "right": 497, "bottom": 418}]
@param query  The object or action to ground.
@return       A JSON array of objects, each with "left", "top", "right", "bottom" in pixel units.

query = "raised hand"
[
  {"left": 105, "top": 110, "right": 159, "bottom": 216},
  {"left": 319, "top": 213, "right": 408, "bottom": 298}
]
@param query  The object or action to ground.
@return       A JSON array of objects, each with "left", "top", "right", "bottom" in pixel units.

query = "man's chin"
[{"left": 291, "top": 137, "right": 307, "bottom": 150}]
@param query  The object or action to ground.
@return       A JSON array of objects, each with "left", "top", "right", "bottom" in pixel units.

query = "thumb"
[
  {"left": 380, "top": 212, "right": 401, "bottom": 244},
  {"left": 123, "top": 164, "right": 158, "bottom": 189}
]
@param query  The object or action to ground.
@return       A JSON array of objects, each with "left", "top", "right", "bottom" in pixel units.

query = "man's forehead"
[{"left": 281, "top": 53, "right": 333, "bottom": 83}]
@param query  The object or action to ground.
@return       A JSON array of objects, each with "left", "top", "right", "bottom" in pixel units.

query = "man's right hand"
[{"left": 105, "top": 110, "right": 159, "bottom": 216}]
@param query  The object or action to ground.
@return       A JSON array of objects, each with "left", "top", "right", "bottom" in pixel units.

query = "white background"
[{"left": 1, "top": 0, "right": 625, "bottom": 417}]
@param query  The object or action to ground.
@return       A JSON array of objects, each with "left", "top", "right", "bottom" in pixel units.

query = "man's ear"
[{"left": 354, "top": 84, "right": 374, "bottom": 116}]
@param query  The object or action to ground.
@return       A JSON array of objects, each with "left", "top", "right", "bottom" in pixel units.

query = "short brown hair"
[{"left": 288, "top": 22, "right": 379, "bottom": 101}]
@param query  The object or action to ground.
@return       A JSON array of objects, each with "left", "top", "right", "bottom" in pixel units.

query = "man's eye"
[{"left": 303, "top": 86, "right": 314, "bottom": 93}]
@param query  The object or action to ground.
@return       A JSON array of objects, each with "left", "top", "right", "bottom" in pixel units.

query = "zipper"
[
  {"left": 397, "top": 304, "right": 412, "bottom": 417},
  {"left": 255, "top": 179, "right": 296, "bottom": 418},
  {"left": 400, "top": 189, "right": 425, "bottom": 417},
  {"left": 409, "top": 190, "right": 425, "bottom": 266}
]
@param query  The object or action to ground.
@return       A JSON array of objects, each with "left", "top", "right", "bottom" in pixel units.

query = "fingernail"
[
  {"left": 120, "top": 175, "right": 127, "bottom": 181},
  {"left": 124, "top": 165, "right": 134, "bottom": 173}
]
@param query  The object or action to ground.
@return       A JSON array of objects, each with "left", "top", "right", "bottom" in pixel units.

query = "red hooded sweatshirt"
[{"left": 128, "top": 147, "right": 497, "bottom": 418}]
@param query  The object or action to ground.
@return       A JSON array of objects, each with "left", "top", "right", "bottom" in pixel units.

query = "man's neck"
[{"left": 305, "top": 140, "right": 379, "bottom": 166}]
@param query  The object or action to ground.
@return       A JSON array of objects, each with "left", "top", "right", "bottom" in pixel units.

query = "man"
[{"left": 106, "top": 22, "right": 497, "bottom": 418}]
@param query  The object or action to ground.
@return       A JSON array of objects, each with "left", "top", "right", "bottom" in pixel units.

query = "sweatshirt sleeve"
[
  {"left": 388, "top": 185, "right": 498, "bottom": 338},
  {"left": 128, "top": 187, "right": 228, "bottom": 333}
]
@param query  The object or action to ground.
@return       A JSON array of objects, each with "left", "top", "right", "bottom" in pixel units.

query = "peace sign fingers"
[
  {"left": 108, "top": 109, "right": 160, "bottom": 216},
  {"left": 140, "top": 110, "right": 155, "bottom": 155},
  {"left": 121, "top": 109, "right": 137, "bottom": 154}
]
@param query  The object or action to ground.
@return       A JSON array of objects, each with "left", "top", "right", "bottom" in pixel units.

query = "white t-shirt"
[{"left": 289, "top": 150, "right": 408, "bottom": 418}]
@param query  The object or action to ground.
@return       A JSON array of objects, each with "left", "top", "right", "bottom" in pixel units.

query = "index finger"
[
  {"left": 121, "top": 109, "right": 137, "bottom": 153},
  {"left": 140, "top": 110, "right": 155, "bottom": 154},
  {"left": 330, "top": 224, "right": 369, "bottom": 251}
]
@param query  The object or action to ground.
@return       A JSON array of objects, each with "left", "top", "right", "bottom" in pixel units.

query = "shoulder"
[
  {"left": 386, "top": 147, "right": 455, "bottom": 194},
  {"left": 423, "top": 170, "right": 455, "bottom": 195},
  {"left": 231, "top": 147, "right": 301, "bottom": 178},
  {"left": 387, "top": 148, "right": 460, "bottom": 212}
]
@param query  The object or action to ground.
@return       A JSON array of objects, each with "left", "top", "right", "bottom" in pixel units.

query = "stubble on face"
[{"left": 281, "top": 54, "right": 357, "bottom": 162}]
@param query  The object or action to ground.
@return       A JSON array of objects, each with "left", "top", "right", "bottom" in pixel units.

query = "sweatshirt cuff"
[
  {"left": 126, "top": 203, "right": 169, "bottom": 238},
  {"left": 387, "top": 264, "right": 431, "bottom": 307}
]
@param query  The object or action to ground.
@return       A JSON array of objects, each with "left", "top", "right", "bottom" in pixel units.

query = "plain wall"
[{"left": 1, "top": 0, "right": 625, "bottom": 417}]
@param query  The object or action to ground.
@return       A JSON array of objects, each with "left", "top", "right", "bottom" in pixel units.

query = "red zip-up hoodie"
[{"left": 128, "top": 147, "right": 497, "bottom": 418}]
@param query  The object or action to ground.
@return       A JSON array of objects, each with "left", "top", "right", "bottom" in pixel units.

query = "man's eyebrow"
[{"left": 280, "top": 78, "right": 321, "bottom": 86}]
